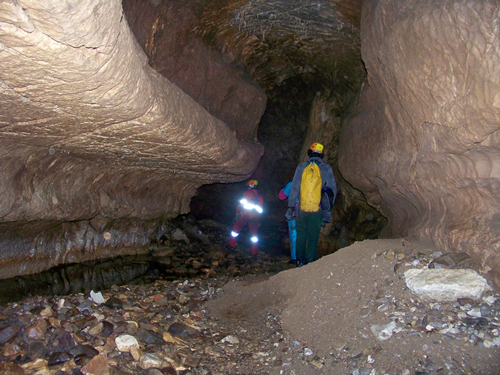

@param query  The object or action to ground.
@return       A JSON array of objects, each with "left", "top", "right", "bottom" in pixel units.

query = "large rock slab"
[{"left": 404, "top": 268, "right": 490, "bottom": 302}]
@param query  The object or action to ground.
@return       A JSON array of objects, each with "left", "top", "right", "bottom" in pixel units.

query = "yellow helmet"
[
  {"left": 310, "top": 142, "right": 324, "bottom": 153},
  {"left": 246, "top": 179, "right": 258, "bottom": 188}
]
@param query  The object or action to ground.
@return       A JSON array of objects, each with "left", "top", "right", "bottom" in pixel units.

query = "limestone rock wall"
[
  {"left": 122, "top": 0, "right": 267, "bottom": 141},
  {"left": 340, "top": 0, "right": 500, "bottom": 283},
  {"left": 0, "top": 0, "right": 263, "bottom": 277}
]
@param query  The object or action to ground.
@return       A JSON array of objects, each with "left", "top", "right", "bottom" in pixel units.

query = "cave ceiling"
[
  {"left": 0, "top": 0, "right": 366, "bottom": 224},
  {"left": 191, "top": 0, "right": 365, "bottom": 94}
]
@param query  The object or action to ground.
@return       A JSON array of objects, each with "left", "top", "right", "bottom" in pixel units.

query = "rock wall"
[
  {"left": 122, "top": 0, "right": 267, "bottom": 140},
  {"left": 339, "top": 0, "right": 500, "bottom": 284},
  {"left": 0, "top": 0, "right": 264, "bottom": 278}
]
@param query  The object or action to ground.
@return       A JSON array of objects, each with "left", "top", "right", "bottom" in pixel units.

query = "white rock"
[
  {"left": 483, "top": 295, "right": 497, "bottom": 305},
  {"left": 404, "top": 268, "right": 490, "bottom": 302},
  {"left": 139, "top": 353, "right": 169, "bottom": 369},
  {"left": 438, "top": 326, "right": 460, "bottom": 335},
  {"left": 467, "top": 307, "right": 482, "bottom": 318},
  {"left": 115, "top": 334, "right": 139, "bottom": 352},
  {"left": 89, "top": 290, "right": 106, "bottom": 304},
  {"left": 370, "top": 320, "right": 397, "bottom": 341},
  {"left": 483, "top": 340, "right": 493, "bottom": 348},
  {"left": 221, "top": 335, "right": 239, "bottom": 344}
]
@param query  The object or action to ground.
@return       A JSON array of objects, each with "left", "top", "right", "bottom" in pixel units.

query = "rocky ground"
[{"left": 0, "top": 219, "right": 499, "bottom": 375}]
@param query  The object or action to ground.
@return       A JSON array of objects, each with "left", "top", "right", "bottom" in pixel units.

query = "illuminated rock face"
[
  {"left": 122, "top": 0, "right": 267, "bottom": 141},
  {"left": 0, "top": 0, "right": 264, "bottom": 278},
  {"left": 340, "top": 0, "right": 500, "bottom": 284}
]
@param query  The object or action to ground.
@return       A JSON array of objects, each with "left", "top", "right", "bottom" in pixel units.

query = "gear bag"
[{"left": 299, "top": 161, "right": 322, "bottom": 212}]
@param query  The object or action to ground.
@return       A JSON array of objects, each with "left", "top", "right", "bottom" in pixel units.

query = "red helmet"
[{"left": 246, "top": 179, "right": 258, "bottom": 188}]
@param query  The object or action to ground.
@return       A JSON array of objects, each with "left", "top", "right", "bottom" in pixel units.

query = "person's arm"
[
  {"left": 288, "top": 164, "right": 304, "bottom": 208},
  {"left": 322, "top": 164, "right": 338, "bottom": 203},
  {"left": 278, "top": 181, "right": 291, "bottom": 201}
]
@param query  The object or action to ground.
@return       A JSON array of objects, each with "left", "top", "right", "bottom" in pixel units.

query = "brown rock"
[
  {"left": 167, "top": 322, "right": 201, "bottom": 338},
  {"left": 0, "top": 324, "right": 21, "bottom": 344},
  {"left": 1, "top": 342, "right": 21, "bottom": 358},
  {"left": 25, "top": 319, "right": 47, "bottom": 340},
  {"left": 88, "top": 322, "right": 104, "bottom": 336},
  {"left": 183, "top": 354, "right": 201, "bottom": 368},
  {"left": 0, "top": 361, "right": 24, "bottom": 375},
  {"left": 81, "top": 352, "right": 110, "bottom": 375}
]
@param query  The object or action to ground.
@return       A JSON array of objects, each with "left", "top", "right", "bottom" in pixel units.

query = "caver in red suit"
[{"left": 228, "top": 180, "right": 264, "bottom": 255}]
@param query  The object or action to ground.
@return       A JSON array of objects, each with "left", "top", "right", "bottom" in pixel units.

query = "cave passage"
[{"left": 0, "top": 77, "right": 389, "bottom": 304}]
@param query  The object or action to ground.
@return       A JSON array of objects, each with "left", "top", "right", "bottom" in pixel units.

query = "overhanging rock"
[
  {"left": 0, "top": 0, "right": 264, "bottom": 278},
  {"left": 0, "top": 0, "right": 264, "bottom": 222}
]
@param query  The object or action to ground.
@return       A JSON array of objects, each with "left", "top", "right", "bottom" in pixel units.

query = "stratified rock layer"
[{"left": 340, "top": 0, "right": 500, "bottom": 284}]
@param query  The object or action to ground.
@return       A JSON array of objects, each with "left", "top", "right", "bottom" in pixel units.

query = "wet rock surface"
[
  {"left": 0, "top": 217, "right": 296, "bottom": 374},
  {"left": 0, "top": 218, "right": 290, "bottom": 305}
]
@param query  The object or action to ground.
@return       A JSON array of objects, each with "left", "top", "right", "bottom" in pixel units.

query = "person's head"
[
  {"left": 308, "top": 142, "right": 324, "bottom": 159},
  {"left": 246, "top": 179, "right": 258, "bottom": 189}
]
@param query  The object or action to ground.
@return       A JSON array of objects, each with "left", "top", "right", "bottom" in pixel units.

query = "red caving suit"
[{"left": 228, "top": 188, "right": 264, "bottom": 255}]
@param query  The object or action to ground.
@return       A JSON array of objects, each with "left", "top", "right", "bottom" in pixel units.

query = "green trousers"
[{"left": 296, "top": 209, "right": 324, "bottom": 264}]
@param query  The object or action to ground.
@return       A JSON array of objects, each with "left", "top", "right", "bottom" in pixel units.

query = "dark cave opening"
[{"left": 190, "top": 77, "right": 316, "bottom": 257}]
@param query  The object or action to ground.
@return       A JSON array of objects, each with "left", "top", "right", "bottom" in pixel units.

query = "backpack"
[{"left": 299, "top": 161, "right": 322, "bottom": 212}]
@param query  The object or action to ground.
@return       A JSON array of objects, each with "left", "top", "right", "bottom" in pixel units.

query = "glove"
[
  {"left": 285, "top": 208, "right": 293, "bottom": 221},
  {"left": 323, "top": 211, "right": 331, "bottom": 223}
]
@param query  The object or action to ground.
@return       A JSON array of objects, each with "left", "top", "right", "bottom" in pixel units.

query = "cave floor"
[{"left": 0, "top": 222, "right": 499, "bottom": 374}]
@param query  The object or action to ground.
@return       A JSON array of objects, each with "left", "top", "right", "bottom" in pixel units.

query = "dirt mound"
[{"left": 205, "top": 238, "right": 500, "bottom": 374}]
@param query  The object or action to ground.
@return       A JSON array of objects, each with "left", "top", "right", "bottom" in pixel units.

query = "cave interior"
[{"left": 0, "top": 0, "right": 500, "bottom": 288}]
